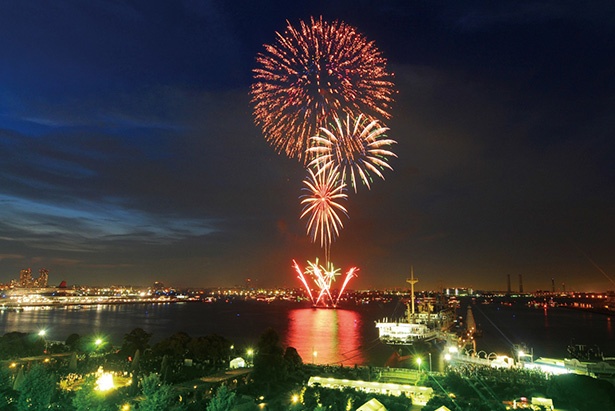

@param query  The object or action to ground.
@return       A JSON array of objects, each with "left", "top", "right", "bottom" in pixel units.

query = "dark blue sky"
[{"left": 0, "top": 1, "right": 613, "bottom": 291}]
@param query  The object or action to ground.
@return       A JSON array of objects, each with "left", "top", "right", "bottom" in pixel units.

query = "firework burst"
[
  {"left": 308, "top": 113, "right": 397, "bottom": 192},
  {"left": 300, "top": 165, "right": 348, "bottom": 260},
  {"left": 251, "top": 16, "right": 395, "bottom": 162},
  {"left": 293, "top": 259, "right": 358, "bottom": 307}
]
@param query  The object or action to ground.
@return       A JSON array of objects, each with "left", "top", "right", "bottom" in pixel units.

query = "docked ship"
[{"left": 375, "top": 269, "right": 455, "bottom": 346}]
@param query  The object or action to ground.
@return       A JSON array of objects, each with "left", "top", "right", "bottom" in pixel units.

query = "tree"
[
  {"left": 121, "top": 328, "right": 152, "bottom": 357},
  {"left": 206, "top": 384, "right": 236, "bottom": 411},
  {"left": 139, "top": 373, "right": 175, "bottom": 411},
  {"left": 16, "top": 364, "right": 56, "bottom": 411},
  {"left": 71, "top": 375, "right": 126, "bottom": 411},
  {"left": 153, "top": 332, "right": 191, "bottom": 359},
  {"left": 65, "top": 333, "right": 82, "bottom": 352},
  {"left": 0, "top": 332, "right": 44, "bottom": 359},
  {"left": 72, "top": 375, "right": 115, "bottom": 411},
  {"left": 0, "top": 366, "right": 17, "bottom": 409},
  {"left": 547, "top": 374, "right": 615, "bottom": 411},
  {"left": 69, "top": 351, "right": 78, "bottom": 371},
  {"left": 284, "top": 347, "right": 303, "bottom": 374},
  {"left": 253, "top": 328, "right": 287, "bottom": 393},
  {"left": 188, "top": 334, "right": 231, "bottom": 368}
]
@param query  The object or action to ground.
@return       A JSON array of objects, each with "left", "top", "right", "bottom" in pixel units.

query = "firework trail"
[
  {"left": 294, "top": 259, "right": 358, "bottom": 307},
  {"left": 300, "top": 165, "right": 348, "bottom": 262},
  {"left": 251, "top": 16, "right": 395, "bottom": 162},
  {"left": 308, "top": 113, "right": 397, "bottom": 192}
]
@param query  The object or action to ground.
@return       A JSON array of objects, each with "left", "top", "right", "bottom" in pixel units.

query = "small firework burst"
[
  {"left": 308, "top": 113, "right": 397, "bottom": 192},
  {"left": 300, "top": 165, "right": 348, "bottom": 258}
]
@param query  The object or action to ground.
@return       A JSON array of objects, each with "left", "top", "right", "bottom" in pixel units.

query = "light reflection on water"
[{"left": 285, "top": 308, "right": 365, "bottom": 366}]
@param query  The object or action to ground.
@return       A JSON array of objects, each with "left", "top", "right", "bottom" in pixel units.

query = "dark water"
[
  {"left": 470, "top": 302, "right": 615, "bottom": 359},
  {"left": 0, "top": 300, "right": 612, "bottom": 366},
  {"left": 0, "top": 301, "right": 393, "bottom": 366}
]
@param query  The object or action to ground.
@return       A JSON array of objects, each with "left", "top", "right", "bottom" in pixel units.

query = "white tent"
[
  {"left": 229, "top": 357, "right": 246, "bottom": 369},
  {"left": 357, "top": 398, "right": 387, "bottom": 411}
]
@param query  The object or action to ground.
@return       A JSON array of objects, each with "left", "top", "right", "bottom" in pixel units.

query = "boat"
[{"left": 375, "top": 269, "right": 454, "bottom": 346}]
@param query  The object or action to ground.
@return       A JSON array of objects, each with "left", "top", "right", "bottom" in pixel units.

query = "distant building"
[
  {"left": 444, "top": 287, "right": 473, "bottom": 296},
  {"left": 15, "top": 268, "right": 50, "bottom": 288},
  {"left": 35, "top": 269, "right": 49, "bottom": 287},
  {"left": 19, "top": 268, "right": 32, "bottom": 287}
]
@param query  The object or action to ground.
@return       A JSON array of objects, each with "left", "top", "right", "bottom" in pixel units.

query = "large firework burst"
[
  {"left": 251, "top": 16, "right": 395, "bottom": 162},
  {"left": 300, "top": 165, "right": 348, "bottom": 259},
  {"left": 308, "top": 113, "right": 397, "bottom": 192}
]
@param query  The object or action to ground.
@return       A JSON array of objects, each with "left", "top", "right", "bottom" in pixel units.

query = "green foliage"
[
  {"left": 253, "top": 328, "right": 288, "bottom": 394},
  {"left": 65, "top": 333, "right": 81, "bottom": 351},
  {"left": 422, "top": 393, "right": 457, "bottom": 411},
  {"left": 0, "top": 366, "right": 18, "bottom": 409},
  {"left": 0, "top": 332, "right": 45, "bottom": 359},
  {"left": 153, "top": 332, "right": 191, "bottom": 358},
  {"left": 71, "top": 374, "right": 127, "bottom": 411},
  {"left": 206, "top": 385, "right": 236, "bottom": 411},
  {"left": 187, "top": 334, "right": 231, "bottom": 367},
  {"left": 139, "top": 373, "right": 176, "bottom": 411},
  {"left": 16, "top": 364, "right": 56, "bottom": 411},
  {"left": 121, "top": 328, "right": 152, "bottom": 358},
  {"left": 284, "top": 347, "right": 303, "bottom": 372},
  {"left": 72, "top": 375, "right": 103, "bottom": 411},
  {"left": 547, "top": 373, "right": 615, "bottom": 411}
]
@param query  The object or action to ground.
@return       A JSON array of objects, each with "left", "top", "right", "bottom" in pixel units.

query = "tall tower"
[
  {"left": 37, "top": 268, "right": 49, "bottom": 288},
  {"left": 19, "top": 268, "right": 32, "bottom": 288},
  {"left": 551, "top": 278, "right": 555, "bottom": 293},
  {"left": 519, "top": 274, "right": 523, "bottom": 294}
]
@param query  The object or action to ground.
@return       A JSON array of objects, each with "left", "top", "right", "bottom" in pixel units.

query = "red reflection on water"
[{"left": 285, "top": 308, "right": 364, "bottom": 366}]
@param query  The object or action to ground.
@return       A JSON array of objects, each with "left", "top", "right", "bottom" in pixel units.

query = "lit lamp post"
[
  {"left": 38, "top": 330, "right": 47, "bottom": 354},
  {"left": 416, "top": 357, "right": 422, "bottom": 372},
  {"left": 93, "top": 337, "right": 105, "bottom": 356},
  {"left": 428, "top": 352, "right": 432, "bottom": 372},
  {"left": 312, "top": 349, "right": 317, "bottom": 364},
  {"left": 247, "top": 349, "right": 254, "bottom": 366}
]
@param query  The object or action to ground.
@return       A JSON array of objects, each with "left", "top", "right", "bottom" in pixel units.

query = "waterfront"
[{"left": 0, "top": 299, "right": 613, "bottom": 367}]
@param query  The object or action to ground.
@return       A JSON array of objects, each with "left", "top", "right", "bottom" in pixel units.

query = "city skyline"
[{"left": 0, "top": 1, "right": 613, "bottom": 292}]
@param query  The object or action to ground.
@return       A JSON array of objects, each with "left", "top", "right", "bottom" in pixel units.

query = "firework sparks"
[
  {"left": 251, "top": 16, "right": 395, "bottom": 162},
  {"left": 300, "top": 165, "right": 348, "bottom": 259},
  {"left": 293, "top": 259, "right": 358, "bottom": 307},
  {"left": 308, "top": 113, "right": 397, "bottom": 192}
]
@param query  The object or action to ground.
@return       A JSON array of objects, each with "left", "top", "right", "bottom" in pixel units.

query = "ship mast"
[{"left": 406, "top": 267, "right": 418, "bottom": 322}]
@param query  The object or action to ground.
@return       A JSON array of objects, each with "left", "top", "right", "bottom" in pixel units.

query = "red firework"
[{"left": 251, "top": 16, "right": 395, "bottom": 162}]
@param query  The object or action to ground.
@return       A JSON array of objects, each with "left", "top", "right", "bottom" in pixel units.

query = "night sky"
[{"left": 1, "top": 1, "right": 613, "bottom": 291}]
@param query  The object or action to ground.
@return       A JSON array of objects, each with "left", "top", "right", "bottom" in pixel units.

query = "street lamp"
[
  {"left": 312, "top": 350, "right": 317, "bottom": 364},
  {"left": 38, "top": 330, "right": 48, "bottom": 353},
  {"left": 416, "top": 357, "right": 422, "bottom": 372},
  {"left": 247, "top": 348, "right": 254, "bottom": 366},
  {"left": 428, "top": 352, "right": 432, "bottom": 372}
]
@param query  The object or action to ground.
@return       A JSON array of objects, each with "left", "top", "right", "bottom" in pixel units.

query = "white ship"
[{"left": 376, "top": 269, "right": 454, "bottom": 345}]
